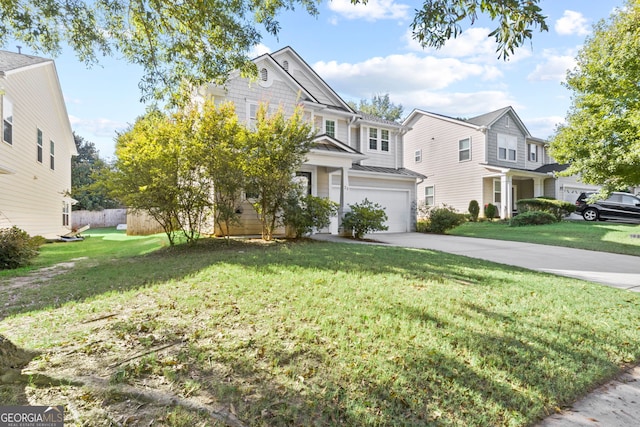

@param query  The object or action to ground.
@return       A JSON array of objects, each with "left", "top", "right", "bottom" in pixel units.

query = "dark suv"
[{"left": 575, "top": 192, "right": 640, "bottom": 222}]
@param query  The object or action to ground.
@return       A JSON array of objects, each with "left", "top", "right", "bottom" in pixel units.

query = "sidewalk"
[{"left": 311, "top": 233, "right": 640, "bottom": 426}]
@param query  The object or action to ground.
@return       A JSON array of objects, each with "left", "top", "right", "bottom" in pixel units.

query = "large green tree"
[
  {"left": 109, "top": 109, "right": 212, "bottom": 245},
  {"left": 550, "top": 0, "right": 640, "bottom": 191},
  {"left": 71, "top": 133, "right": 119, "bottom": 211},
  {"left": 348, "top": 93, "right": 404, "bottom": 122},
  {"left": 244, "top": 104, "right": 315, "bottom": 241},
  {"left": 198, "top": 100, "right": 246, "bottom": 240},
  {"left": 1, "top": 0, "right": 546, "bottom": 102}
]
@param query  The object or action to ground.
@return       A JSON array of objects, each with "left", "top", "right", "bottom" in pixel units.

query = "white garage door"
[{"left": 346, "top": 187, "right": 410, "bottom": 233}]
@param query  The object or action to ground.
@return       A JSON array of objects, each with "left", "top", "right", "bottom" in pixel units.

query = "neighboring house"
[
  {"left": 200, "top": 46, "right": 423, "bottom": 235},
  {"left": 403, "top": 106, "right": 600, "bottom": 218},
  {"left": 0, "top": 50, "right": 77, "bottom": 239}
]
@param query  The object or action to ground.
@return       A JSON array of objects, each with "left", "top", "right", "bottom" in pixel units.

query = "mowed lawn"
[
  {"left": 1, "top": 229, "right": 639, "bottom": 426},
  {"left": 449, "top": 219, "right": 640, "bottom": 256}
]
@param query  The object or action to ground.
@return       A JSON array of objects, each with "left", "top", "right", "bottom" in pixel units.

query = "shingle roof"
[
  {"left": 357, "top": 111, "right": 402, "bottom": 127},
  {"left": 465, "top": 106, "right": 512, "bottom": 127},
  {"left": 534, "top": 163, "right": 570, "bottom": 174},
  {"left": 0, "top": 50, "right": 50, "bottom": 73},
  {"left": 351, "top": 164, "right": 426, "bottom": 179}
]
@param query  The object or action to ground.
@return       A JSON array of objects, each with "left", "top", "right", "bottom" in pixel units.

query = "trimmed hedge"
[
  {"left": 418, "top": 204, "right": 467, "bottom": 234},
  {"left": 516, "top": 197, "right": 576, "bottom": 221},
  {"left": 509, "top": 211, "right": 557, "bottom": 227}
]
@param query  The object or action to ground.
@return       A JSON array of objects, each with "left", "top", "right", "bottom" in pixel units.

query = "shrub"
[
  {"left": 509, "top": 211, "right": 557, "bottom": 227},
  {"left": 484, "top": 203, "right": 497, "bottom": 220},
  {"left": 283, "top": 193, "right": 339, "bottom": 238},
  {"left": 0, "top": 227, "right": 42, "bottom": 270},
  {"left": 342, "top": 198, "right": 388, "bottom": 239},
  {"left": 420, "top": 204, "right": 466, "bottom": 234},
  {"left": 468, "top": 200, "right": 480, "bottom": 222},
  {"left": 516, "top": 197, "right": 576, "bottom": 221}
]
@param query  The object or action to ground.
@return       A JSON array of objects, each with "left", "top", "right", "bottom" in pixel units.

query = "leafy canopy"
[
  {"left": 348, "top": 93, "right": 404, "bottom": 122},
  {"left": 1, "top": 0, "right": 547, "bottom": 102},
  {"left": 550, "top": 0, "right": 640, "bottom": 191}
]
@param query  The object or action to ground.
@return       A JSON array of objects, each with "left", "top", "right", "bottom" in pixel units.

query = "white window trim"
[
  {"left": 50, "top": 140, "right": 55, "bottom": 170},
  {"left": 497, "top": 133, "right": 517, "bottom": 162},
  {"left": 415, "top": 149, "right": 422, "bottom": 163},
  {"left": 528, "top": 143, "right": 538, "bottom": 162},
  {"left": 459, "top": 137, "right": 471, "bottom": 162},
  {"left": 324, "top": 119, "right": 337, "bottom": 138},
  {"left": 3, "top": 96, "right": 13, "bottom": 146},
  {"left": 37, "top": 128, "right": 43, "bottom": 164},
  {"left": 246, "top": 100, "right": 259, "bottom": 127},
  {"left": 424, "top": 185, "right": 435, "bottom": 206},
  {"left": 367, "top": 126, "right": 391, "bottom": 154}
]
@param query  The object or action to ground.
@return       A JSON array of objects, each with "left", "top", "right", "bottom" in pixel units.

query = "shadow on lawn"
[{"left": 1, "top": 238, "right": 638, "bottom": 425}]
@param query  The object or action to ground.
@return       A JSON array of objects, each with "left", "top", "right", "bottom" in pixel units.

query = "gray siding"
[{"left": 486, "top": 112, "right": 528, "bottom": 169}]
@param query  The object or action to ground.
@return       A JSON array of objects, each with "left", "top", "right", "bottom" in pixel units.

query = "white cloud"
[
  {"left": 404, "top": 27, "right": 532, "bottom": 64},
  {"left": 527, "top": 49, "right": 577, "bottom": 82},
  {"left": 523, "top": 115, "right": 566, "bottom": 139},
  {"left": 328, "top": 0, "right": 410, "bottom": 21},
  {"left": 69, "top": 115, "right": 128, "bottom": 138},
  {"left": 555, "top": 10, "right": 590, "bottom": 36},
  {"left": 249, "top": 43, "right": 271, "bottom": 58},
  {"left": 314, "top": 53, "right": 502, "bottom": 98},
  {"left": 395, "top": 90, "right": 520, "bottom": 119}
]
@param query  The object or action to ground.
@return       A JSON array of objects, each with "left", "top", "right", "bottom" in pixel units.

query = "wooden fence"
[
  {"left": 72, "top": 209, "right": 127, "bottom": 229},
  {"left": 126, "top": 211, "right": 165, "bottom": 235}
]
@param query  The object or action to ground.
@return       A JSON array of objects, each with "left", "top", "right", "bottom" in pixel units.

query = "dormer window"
[{"left": 260, "top": 68, "right": 268, "bottom": 81}]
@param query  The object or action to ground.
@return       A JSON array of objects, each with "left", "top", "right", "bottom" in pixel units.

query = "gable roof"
[
  {"left": 0, "top": 50, "right": 50, "bottom": 74},
  {"left": 402, "top": 109, "right": 482, "bottom": 130},
  {"left": 270, "top": 46, "right": 356, "bottom": 114},
  {"left": 465, "top": 106, "right": 531, "bottom": 136},
  {"left": 251, "top": 52, "right": 319, "bottom": 104}
]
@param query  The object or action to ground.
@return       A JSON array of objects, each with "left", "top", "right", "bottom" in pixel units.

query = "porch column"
[
  {"left": 338, "top": 166, "right": 350, "bottom": 236},
  {"left": 501, "top": 174, "right": 513, "bottom": 218},
  {"left": 533, "top": 178, "right": 545, "bottom": 197}
]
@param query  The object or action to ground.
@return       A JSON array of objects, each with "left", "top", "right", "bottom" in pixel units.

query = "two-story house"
[
  {"left": 403, "top": 106, "right": 599, "bottom": 218},
  {"left": 0, "top": 50, "right": 77, "bottom": 239},
  {"left": 202, "top": 46, "right": 423, "bottom": 235}
]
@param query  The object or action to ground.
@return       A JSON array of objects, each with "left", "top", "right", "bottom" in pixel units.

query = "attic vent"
[
  {"left": 260, "top": 68, "right": 268, "bottom": 81},
  {"left": 282, "top": 60, "right": 289, "bottom": 71}
]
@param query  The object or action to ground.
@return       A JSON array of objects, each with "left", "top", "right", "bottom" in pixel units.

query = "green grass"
[
  {"left": 449, "top": 220, "right": 640, "bottom": 256},
  {"left": 1, "top": 228, "right": 640, "bottom": 426}
]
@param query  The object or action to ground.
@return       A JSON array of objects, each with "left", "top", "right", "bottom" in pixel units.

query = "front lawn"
[
  {"left": 449, "top": 220, "right": 640, "bottom": 256},
  {"left": 1, "top": 229, "right": 639, "bottom": 426}
]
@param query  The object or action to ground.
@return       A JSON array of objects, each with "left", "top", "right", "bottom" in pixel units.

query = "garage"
[{"left": 347, "top": 187, "right": 410, "bottom": 233}]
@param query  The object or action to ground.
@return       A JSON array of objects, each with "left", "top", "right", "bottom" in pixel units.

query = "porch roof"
[
  {"left": 351, "top": 164, "right": 426, "bottom": 179},
  {"left": 482, "top": 164, "right": 554, "bottom": 179}
]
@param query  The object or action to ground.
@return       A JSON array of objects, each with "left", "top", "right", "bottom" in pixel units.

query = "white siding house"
[
  {"left": 403, "top": 107, "right": 595, "bottom": 218},
  {"left": 0, "top": 50, "right": 77, "bottom": 239},
  {"left": 201, "top": 47, "right": 423, "bottom": 235}
]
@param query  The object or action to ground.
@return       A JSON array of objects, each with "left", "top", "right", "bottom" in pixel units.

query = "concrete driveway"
[{"left": 366, "top": 233, "right": 640, "bottom": 292}]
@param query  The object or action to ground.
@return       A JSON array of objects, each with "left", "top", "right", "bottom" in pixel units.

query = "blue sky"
[{"left": 14, "top": 0, "right": 623, "bottom": 160}]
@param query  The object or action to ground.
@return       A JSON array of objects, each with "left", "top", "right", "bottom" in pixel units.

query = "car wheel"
[{"left": 583, "top": 208, "right": 599, "bottom": 221}]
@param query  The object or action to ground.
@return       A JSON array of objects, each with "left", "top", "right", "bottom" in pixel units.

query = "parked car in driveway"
[{"left": 575, "top": 192, "right": 640, "bottom": 222}]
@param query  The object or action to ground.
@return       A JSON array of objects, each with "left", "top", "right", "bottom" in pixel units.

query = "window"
[
  {"left": 325, "top": 120, "right": 336, "bottom": 138},
  {"left": 295, "top": 171, "right": 312, "bottom": 195},
  {"left": 260, "top": 68, "right": 268, "bottom": 81},
  {"left": 50, "top": 140, "right": 55, "bottom": 170},
  {"left": 459, "top": 138, "right": 471, "bottom": 161},
  {"left": 282, "top": 60, "right": 289, "bottom": 71},
  {"left": 62, "top": 201, "right": 70, "bottom": 226},
  {"left": 381, "top": 129, "right": 389, "bottom": 152},
  {"left": 497, "top": 134, "right": 517, "bottom": 162},
  {"left": 493, "top": 179, "right": 502, "bottom": 204},
  {"left": 424, "top": 186, "right": 434, "bottom": 206},
  {"left": 247, "top": 102, "right": 258, "bottom": 127},
  {"left": 3, "top": 97, "right": 13, "bottom": 145},
  {"left": 528, "top": 143, "right": 538, "bottom": 162},
  {"left": 37, "top": 129, "right": 43, "bottom": 163},
  {"left": 369, "top": 128, "right": 377, "bottom": 150},
  {"left": 415, "top": 149, "right": 422, "bottom": 163}
]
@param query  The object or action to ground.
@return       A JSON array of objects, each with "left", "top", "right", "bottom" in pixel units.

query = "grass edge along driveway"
[{"left": 1, "top": 229, "right": 639, "bottom": 426}]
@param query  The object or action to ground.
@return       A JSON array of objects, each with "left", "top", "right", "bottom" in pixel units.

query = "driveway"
[{"left": 363, "top": 233, "right": 640, "bottom": 292}]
